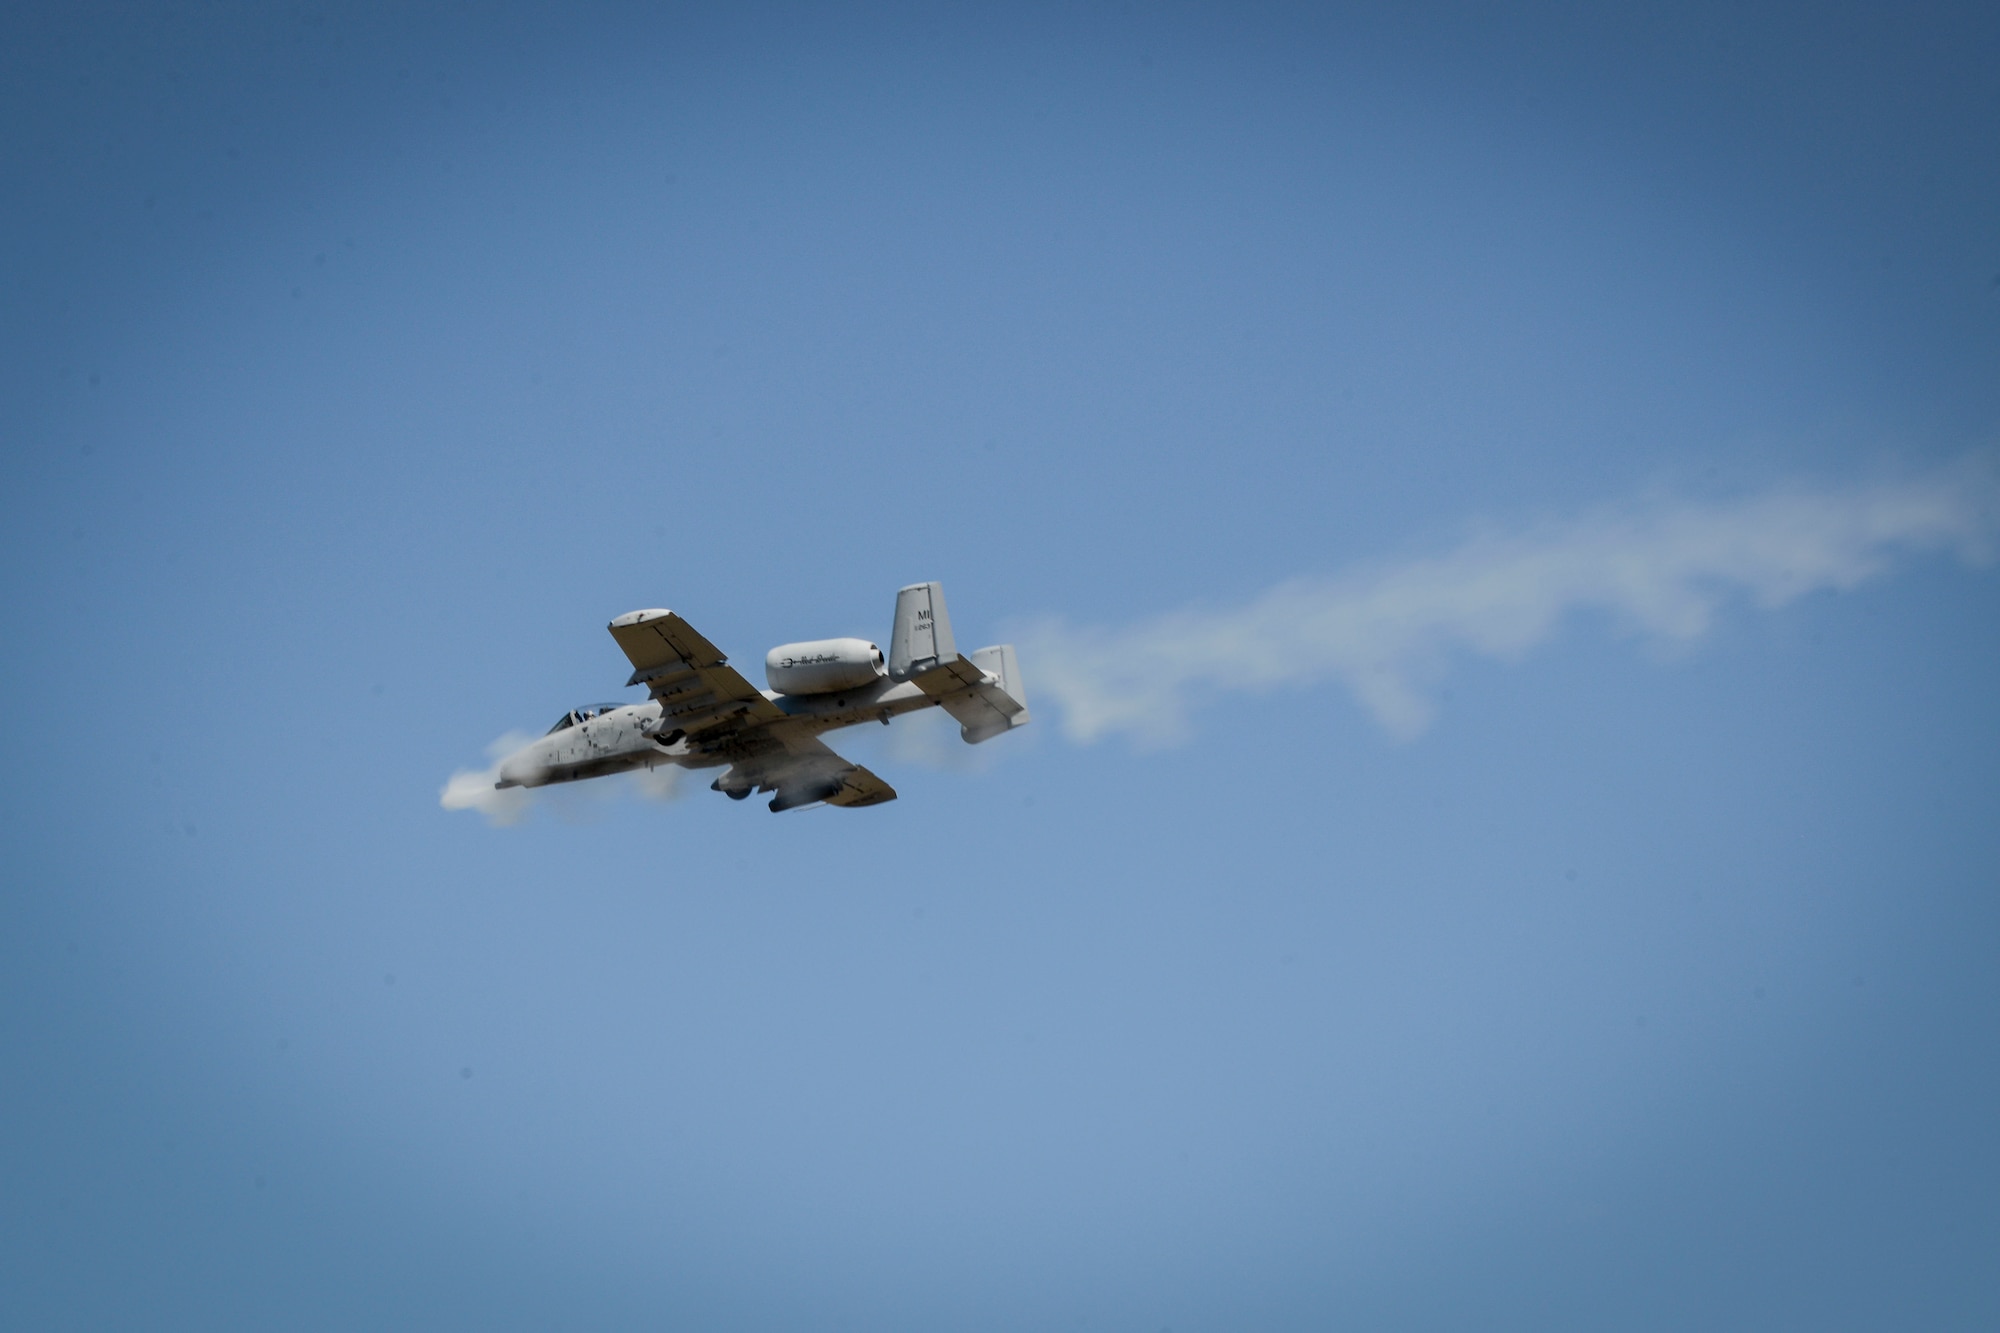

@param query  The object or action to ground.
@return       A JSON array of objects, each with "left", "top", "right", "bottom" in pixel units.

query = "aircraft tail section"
[
  {"left": 912, "top": 645, "right": 1031, "bottom": 744},
  {"left": 888, "top": 581, "right": 956, "bottom": 680},
  {"left": 891, "top": 581, "right": 1031, "bottom": 744}
]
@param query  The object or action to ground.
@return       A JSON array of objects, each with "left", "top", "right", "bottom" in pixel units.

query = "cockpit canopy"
[{"left": 546, "top": 702, "right": 627, "bottom": 734}]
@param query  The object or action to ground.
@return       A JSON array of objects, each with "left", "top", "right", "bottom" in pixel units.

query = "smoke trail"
[{"left": 1024, "top": 459, "right": 2000, "bottom": 746}]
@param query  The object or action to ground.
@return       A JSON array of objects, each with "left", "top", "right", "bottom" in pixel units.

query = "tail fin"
[
  {"left": 892, "top": 582, "right": 1032, "bottom": 743},
  {"left": 888, "top": 581, "right": 956, "bottom": 680}
]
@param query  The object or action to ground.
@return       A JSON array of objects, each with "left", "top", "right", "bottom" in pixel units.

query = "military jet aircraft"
[{"left": 490, "top": 582, "right": 1028, "bottom": 812}]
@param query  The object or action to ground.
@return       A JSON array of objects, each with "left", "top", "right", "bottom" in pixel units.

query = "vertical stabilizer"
[{"left": 888, "top": 581, "right": 956, "bottom": 680}]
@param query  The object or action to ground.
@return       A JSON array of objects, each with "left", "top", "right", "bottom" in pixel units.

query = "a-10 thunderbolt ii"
[{"left": 491, "top": 582, "right": 1029, "bottom": 812}]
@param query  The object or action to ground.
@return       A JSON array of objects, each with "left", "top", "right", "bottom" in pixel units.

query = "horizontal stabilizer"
[{"left": 913, "top": 646, "right": 1030, "bottom": 744}]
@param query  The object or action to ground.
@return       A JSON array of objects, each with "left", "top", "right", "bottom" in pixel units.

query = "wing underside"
[
  {"left": 719, "top": 733, "right": 897, "bottom": 811},
  {"left": 776, "top": 735, "right": 897, "bottom": 809}
]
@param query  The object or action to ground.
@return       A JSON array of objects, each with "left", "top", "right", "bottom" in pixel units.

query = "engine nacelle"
[{"left": 765, "top": 638, "right": 887, "bottom": 696}]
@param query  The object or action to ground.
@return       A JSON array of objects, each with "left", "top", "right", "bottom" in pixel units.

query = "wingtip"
[{"left": 608, "top": 608, "right": 674, "bottom": 629}]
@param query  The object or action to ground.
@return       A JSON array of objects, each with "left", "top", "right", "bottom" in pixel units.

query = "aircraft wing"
[
  {"left": 823, "top": 764, "right": 896, "bottom": 807},
  {"left": 784, "top": 734, "right": 897, "bottom": 808},
  {"left": 732, "top": 732, "right": 896, "bottom": 810},
  {"left": 607, "top": 609, "right": 787, "bottom": 738}
]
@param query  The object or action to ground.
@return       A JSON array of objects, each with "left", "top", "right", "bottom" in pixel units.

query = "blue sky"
[{"left": 4, "top": 4, "right": 1998, "bottom": 1329}]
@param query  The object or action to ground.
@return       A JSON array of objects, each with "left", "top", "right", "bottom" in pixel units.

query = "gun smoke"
[
  {"left": 1025, "top": 459, "right": 2000, "bottom": 746},
  {"left": 440, "top": 731, "right": 686, "bottom": 827}
]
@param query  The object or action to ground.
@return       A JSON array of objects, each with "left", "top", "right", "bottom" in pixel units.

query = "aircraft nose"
[{"left": 495, "top": 750, "right": 535, "bottom": 789}]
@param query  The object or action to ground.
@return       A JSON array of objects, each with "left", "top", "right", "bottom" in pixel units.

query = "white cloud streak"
[{"left": 1024, "top": 460, "right": 2000, "bottom": 746}]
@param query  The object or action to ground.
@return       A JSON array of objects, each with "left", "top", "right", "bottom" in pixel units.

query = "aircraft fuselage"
[{"left": 494, "top": 678, "right": 940, "bottom": 790}]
